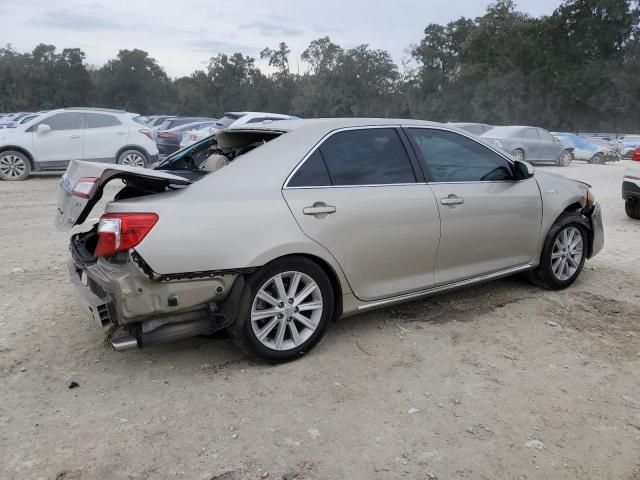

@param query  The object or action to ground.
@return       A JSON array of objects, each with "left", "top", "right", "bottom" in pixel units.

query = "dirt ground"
[{"left": 1, "top": 161, "right": 639, "bottom": 480}]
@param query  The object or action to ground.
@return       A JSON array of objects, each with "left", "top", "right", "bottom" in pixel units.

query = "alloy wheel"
[
  {"left": 551, "top": 226, "right": 583, "bottom": 281},
  {"left": 121, "top": 152, "right": 145, "bottom": 167},
  {"left": 559, "top": 151, "right": 572, "bottom": 166},
  {"left": 0, "top": 154, "right": 27, "bottom": 179},
  {"left": 512, "top": 150, "right": 524, "bottom": 162},
  {"left": 251, "top": 271, "right": 323, "bottom": 351}
]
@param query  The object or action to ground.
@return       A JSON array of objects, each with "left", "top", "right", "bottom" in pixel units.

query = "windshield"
[{"left": 482, "top": 126, "right": 520, "bottom": 138}]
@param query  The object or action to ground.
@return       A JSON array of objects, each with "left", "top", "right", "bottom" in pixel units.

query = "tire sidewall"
[
  {"left": 0, "top": 150, "right": 32, "bottom": 181},
  {"left": 539, "top": 214, "right": 589, "bottom": 289},
  {"left": 117, "top": 149, "right": 148, "bottom": 167},
  {"left": 230, "top": 257, "right": 334, "bottom": 362}
]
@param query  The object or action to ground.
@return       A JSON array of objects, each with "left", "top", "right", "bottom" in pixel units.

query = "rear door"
[
  {"left": 282, "top": 127, "right": 441, "bottom": 301},
  {"left": 406, "top": 127, "right": 542, "bottom": 285},
  {"left": 82, "top": 113, "right": 127, "bottom": 162},
  {"left": 30, "top": 112, "right": 83, "bottom": 169}
]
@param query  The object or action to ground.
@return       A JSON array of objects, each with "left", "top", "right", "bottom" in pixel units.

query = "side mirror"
[
  {"left": 37, "top": 124, "right": 51, "bottom": 135},
  {"left": 514, "top": 160, "right": 534, "bottom": 180}
]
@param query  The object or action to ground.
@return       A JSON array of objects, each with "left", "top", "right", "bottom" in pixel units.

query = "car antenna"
[{"left": 122, "top": 101, "right": 129, "bottom": 112}]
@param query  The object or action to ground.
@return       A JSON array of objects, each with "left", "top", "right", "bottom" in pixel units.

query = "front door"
[
  {"left": 406, "top": 127, "right": 543, "bottom": 285},
  {"left": 31, "top": 112, "right": 83, "bottom": 169},
  {"left": 282, "top": 128, "right": 441, "bottom": 301}
]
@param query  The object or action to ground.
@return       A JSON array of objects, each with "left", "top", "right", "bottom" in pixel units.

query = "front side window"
[
  {"left": 408, "top": 128, "right": 513, "bottom": 182},
  {"left": 86, "top": 113, "right": 120, "bottom": 129},
  {"left": 318, "top": 128, "right": 416, "bottom": 186},
  {"left": 523, "top": 128, "right": 539, "bottom": 140},
  {"left": 40, "top": 112, "right": 82, "bottom": 131},
  {"left": 537, "top": 129, "right": 555, "bottom": 142}
]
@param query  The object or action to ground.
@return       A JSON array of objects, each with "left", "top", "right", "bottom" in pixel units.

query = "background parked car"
[
  {"left": 146, "top": 115, "right": 175, "bottom": 128},
  {"left": 481, "top": 126, "right": 574, "bottom": 166},
  {"left": 621, "top": 135, "right": 640, "bottom": 159},
  {"left": 0, "top": 107, "right": 158, "bottom": 181},
  {"left": 180, "top": 112, "right": 299, "bottom": 148},
  {"left": 552, "top": 132, "right": 619, "bottom": 164},
  {"left": 156, "top": 120, "right": 217, "bottom": 155},
  {"left": 623, "top": 147, "right": 640, "bottom": 219},
  {"left": 448, "top": 122, "right": 494, "bottom": 136}
]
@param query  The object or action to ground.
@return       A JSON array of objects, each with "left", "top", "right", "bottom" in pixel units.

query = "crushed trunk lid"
[{"left": 55, "top": 160, "right": 191, "bottom": 231}]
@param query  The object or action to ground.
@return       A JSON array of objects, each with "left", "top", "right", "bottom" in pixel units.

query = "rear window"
[
  {"left": 215, "top": 115, "right": 241, "bottom": 128},
  {"left": 86, "top": 113, "right": 120, "bottom": 128}
]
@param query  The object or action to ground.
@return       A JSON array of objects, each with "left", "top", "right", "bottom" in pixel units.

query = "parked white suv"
[{"left": 0, "top": 108, "right": 158, "bottom": 181}]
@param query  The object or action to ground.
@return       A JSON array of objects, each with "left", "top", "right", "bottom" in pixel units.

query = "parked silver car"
[
  {"left": 482, "top": 126, "right": 574, "bottom": 166},
  {"left": 56, "top": 118, "right": 603, "bottom": 362}
]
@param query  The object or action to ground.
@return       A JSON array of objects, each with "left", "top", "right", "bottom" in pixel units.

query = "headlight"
[{"left": 586, "top": 190, "right": 595, "bottom": 206}]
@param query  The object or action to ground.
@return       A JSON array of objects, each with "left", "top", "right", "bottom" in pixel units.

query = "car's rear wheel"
[
  {"left": 117, "top": 149, "right": 147, "bottom": 168},
  {"left": 626, "top": 200, "right": 640, "bottom": 219},
  {"left": 528, "top": 213, "right": 589, "bottom": 290},
  {"left": 591, "top": 153, "right": 605, "bottom": 164},
  {"left": 0, "top": 150, "right": 31, "bottom": 181},
  {"left": 228, "top": 257, "right": 334, "bottom": 362},
  {"left": 512, "top": 149, "right": 525, "bottom": 162},
  {"left": 558, "top": 149, "right": 573, "bottom": 166}
]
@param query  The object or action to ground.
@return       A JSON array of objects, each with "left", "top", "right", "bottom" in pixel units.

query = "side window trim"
[
  {"left": 404, "top": 126, "right": 517, "bottom": 184},
  {"left": 284, "top": 125, "right": 422, "bottom": 189}
]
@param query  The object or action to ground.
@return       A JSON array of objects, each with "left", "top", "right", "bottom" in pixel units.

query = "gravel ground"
[{"left": 1, "top": 162, "right": 639, "bottom": 480}]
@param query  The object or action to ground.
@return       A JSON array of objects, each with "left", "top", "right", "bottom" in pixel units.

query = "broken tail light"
[
  {"left": 94, "top": 213, "right": 159, "bottom": 257},
  {"left": 72, "top": 177, "right": 99, "bottom": 199}
]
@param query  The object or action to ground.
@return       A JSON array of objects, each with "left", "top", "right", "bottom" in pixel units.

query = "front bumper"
[
  {"left": 68, "top": 240, "right": 237, "bottom": 331},
  {"left": 588, "top": 203, "right": 604, "bottom": 258}
]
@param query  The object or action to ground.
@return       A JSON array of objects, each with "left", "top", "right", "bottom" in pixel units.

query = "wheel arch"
[{"left": 0, "top": 146, "right": 36, "bottom": 170}]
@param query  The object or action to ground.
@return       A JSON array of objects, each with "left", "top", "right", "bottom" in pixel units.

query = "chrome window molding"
[{"left": 283, "top": 124, "right": 521, "bottom": 190}]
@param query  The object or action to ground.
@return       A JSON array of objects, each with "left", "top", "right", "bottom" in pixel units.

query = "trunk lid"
[{"left": 55, "top": 160, "right": 191, "bottom": 231}]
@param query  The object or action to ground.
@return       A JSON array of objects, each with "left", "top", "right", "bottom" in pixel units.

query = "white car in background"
[
  {"left": 180, "top": 112, "right": 298, "bottom": 149},
  {"left": 0, "top": 108, "right": 158, "bottom": 181}
]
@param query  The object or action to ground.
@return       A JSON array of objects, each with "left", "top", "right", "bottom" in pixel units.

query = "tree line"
[{"left": 1, "top": 0, "right": 638, "bottom": 132}]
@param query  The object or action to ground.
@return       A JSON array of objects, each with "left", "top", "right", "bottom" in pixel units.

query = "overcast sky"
[{"left": 3, "top": 0, "right": 562, "bottom": 77}]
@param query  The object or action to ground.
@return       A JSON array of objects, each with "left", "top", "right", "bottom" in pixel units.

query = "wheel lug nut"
[
  {"left": 277, "top": 314, "right": 283, "bottom": 319},
  {"left": 278, "top": 302, "right": 284, "bottom": 308},
  {"left": 288, "top": 298, "right": 294, "bottom": 304}
]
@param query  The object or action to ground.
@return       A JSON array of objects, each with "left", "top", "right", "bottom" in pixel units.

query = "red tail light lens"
[
  {"left": 158, "top": 132, "right": 177, "bottom": 139},
  {"left": 94, "top": 213, "right": 158, "bottom": 257},
  {"left": 139, "top": 129, "right": 153, "bottom": 140},
  {"left": 632, "top": 148, "right": 640, "bottom": 161},
  {"left": 72, "top": 177, "right": 99, "bottom": 198}
]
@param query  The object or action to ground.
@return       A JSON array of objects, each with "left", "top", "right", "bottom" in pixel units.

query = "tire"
[
  {"left": 228, "top": 257, "right": 334, "bottom": 362},
  {"left": 528, "top": 212, "right": 589, "bottom": 290},
  {"left": 591, "top": 153, "right": 605, "bottom": 165},
  {"left": 117, "top": 149, "right": 148, "bottom": 168},
  {"left": 0, "top": 150, "right": 31, "bottom": 181},
  {"left": 558, "top": 149, "right": 573, "bottom": 167},
  {"left": 512, "top": 149, "right": 525, "bottom": 162},
  {"left": 626, "top": 200, "right": 640, "bottom": 219}
]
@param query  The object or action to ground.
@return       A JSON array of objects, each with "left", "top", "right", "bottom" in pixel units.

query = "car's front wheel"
[
  {"left": 0, "top": 150, "right": 31, "bottom": 181},
  {"left": 117, "top": 149, "right": 148, "bottom": 168},
  {"left": 228, "top": 257, "right": 334, "bottom": 362},
  {"left": 512, "top": 149, "right": 525, "bottom": 162},
  {"left": 528, "top": 213, "right": 589, "bottom": 290},
  {"left": 591, "top": 153, "right": 606, "bottom": 165},
  {"left": 626, "top": 200, "right": 640, "bottom": 219}
]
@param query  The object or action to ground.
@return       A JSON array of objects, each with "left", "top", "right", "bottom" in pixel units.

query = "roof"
[{"left": 226, "top": 117, "right": 446, "bottom": 135}]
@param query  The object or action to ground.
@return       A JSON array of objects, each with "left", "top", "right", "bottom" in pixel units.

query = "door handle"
[
  {"left": 70, "top": 134, "right": 81, "bottom": 139},
  {"left": 303, "top": 203, "right": 336, "bottom": 216},
  {"left": 440, "top": 195, "right": 464, "bottom": 206}
]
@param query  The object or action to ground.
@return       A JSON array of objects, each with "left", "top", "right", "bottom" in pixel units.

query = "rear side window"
[
  {"left": 86, "top": 113, "right": 120, "bottom": 128},
  {"left": 408, "top": 128, "right": 513, "bottom": 182},
  {"left": 288, "top": 150, "right": 332, "bottom": 187},
  {"left": 41, "top": 112, "right": 82, "bottom": 131},
  {"left": 523, "top": 128, "right": 539, "bottom": 140},
  {"left": 319, "top": 128, "right": 416, "bottom": 186},
  {"left": 537, "top": 129, "right": 554, "bottom": 142}
]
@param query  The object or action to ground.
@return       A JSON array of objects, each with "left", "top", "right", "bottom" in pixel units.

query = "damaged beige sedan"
[{"left": 56, "top": 118, "right": 604, "bottom": 362}]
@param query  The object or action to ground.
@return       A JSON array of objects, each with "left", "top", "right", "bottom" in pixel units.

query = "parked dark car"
[
  {"left": 156, "top": 121, "right": 218, "bottom": 155},
  {"left": 155, "top": 117, "right": 213, "bottom": 132}
]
